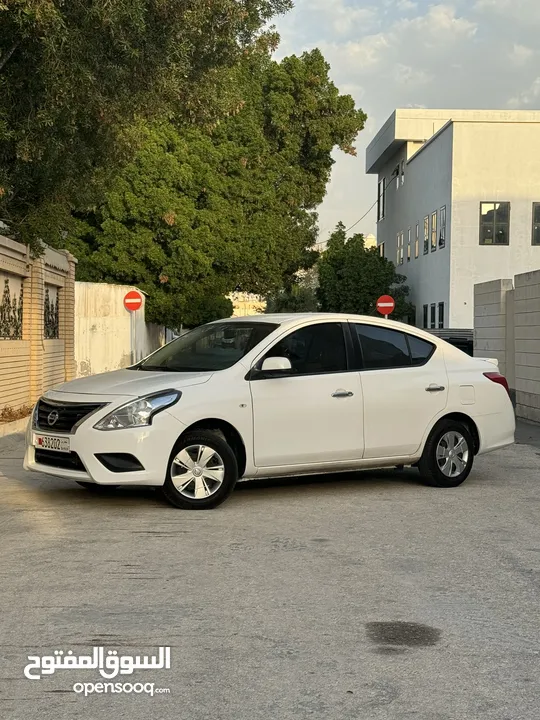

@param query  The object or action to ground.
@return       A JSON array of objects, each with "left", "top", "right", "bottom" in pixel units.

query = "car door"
[
  {"left": 350, "top": 323, "right": 449, "bottom": 459},
  {"left": 249, "top": 322, "right": 364, "bottom": 468}
]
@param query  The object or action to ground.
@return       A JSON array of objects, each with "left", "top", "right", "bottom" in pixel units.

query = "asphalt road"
[{"left": 0, "top": 427, "right": 539, "bottom": 719}]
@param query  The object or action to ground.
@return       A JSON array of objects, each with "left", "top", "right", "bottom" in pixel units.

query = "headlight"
[
  {"left": 31, "top": 401, "right": 40, "bottom": 429},
  {"left": 94, "top": 390, "right": 181, "bottom": 431}
]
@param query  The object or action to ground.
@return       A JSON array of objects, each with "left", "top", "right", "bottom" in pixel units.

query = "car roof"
[{"left": 214, "top": 313, "right": 441, "bottom": 343}]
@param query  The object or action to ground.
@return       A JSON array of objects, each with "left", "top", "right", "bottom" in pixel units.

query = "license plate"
[{"left": 34, "top": 434, "right": 70, "bottom": 453}]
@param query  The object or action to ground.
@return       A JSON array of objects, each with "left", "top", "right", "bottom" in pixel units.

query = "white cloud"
[
  {"left": 509, "top": 44, "right": 534, "bottom": 67},
  {"left": 275, "top": 1, "right": 540, "bottom": 237},
  {"left": 508, "top": 77, "right": 540, "bottom": 108}
]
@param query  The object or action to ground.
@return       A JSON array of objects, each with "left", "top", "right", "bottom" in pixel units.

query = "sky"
[{"left": 274, "top": 0, "right": 540, "bottom": 241}]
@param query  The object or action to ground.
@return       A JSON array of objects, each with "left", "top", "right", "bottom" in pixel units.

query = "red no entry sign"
[
  {"left": 124, "top": 290, "right": 143, "bottom": 312},
  {"left": 376, "top": 295, "right": 395, "bottom": 317}
]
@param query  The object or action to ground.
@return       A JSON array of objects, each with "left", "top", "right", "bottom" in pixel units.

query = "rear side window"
[
  {"left": 408, "top": 335, "right": 436, "bottom": 366},
  {"left": 352, "top": 325, "right": 435, "bottom": 370},
  {"left": 353, "top": 325, "right": 410, "bottom": 370}
]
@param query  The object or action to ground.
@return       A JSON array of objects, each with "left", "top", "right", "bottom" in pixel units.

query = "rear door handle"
[
  {"left": 332, "top": 390, "right": 354, "bottom": 398},
  {"left": 426, "top": 384, "right": 445, "bottom": 393}
]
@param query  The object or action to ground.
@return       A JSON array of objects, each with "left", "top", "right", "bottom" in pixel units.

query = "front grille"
[
  {"left": 35, "top": 399, "right": 106, "bottom": 434},
  {"left": 35, "top": 449, "right": 86, "bottom": 472}
]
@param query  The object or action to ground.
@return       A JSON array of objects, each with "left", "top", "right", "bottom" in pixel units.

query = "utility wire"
[{"left": 315, "top": 171, "right": 399, "bottom": 247}]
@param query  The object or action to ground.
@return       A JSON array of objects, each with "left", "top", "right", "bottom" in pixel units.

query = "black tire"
[
  {"left": 76, "top": 481, "right": 119, "bottom": 493},
  {"left": 161, "top": 430, "right": 238, "bottom": 510},
  {"left": 418, "top": 419, "right": 474, "bottom": 488}
]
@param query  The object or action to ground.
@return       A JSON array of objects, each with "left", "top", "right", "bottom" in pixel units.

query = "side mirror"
[{"left": 260, "top": 356, "right": 292, "bottom": 373}]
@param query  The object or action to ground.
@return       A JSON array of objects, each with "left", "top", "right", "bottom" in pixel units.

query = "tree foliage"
[
  {"left": 67, "top": 51, "right": 366, "bottom": 327},
  {"left": 0, "top": 0, "right": 292, "bottom": 248},
  {"left": 317, "top": 223, "right": 413, "bottom": 320}
]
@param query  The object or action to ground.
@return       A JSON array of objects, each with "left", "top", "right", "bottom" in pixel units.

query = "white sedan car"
[{"left": 24, "top": 314, "right": 515, "bottom": 509}]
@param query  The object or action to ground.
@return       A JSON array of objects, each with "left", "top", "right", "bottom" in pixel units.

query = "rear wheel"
[
  {"left": 418, "top": 420, "right": 474, "bottom": 488},
  {"left": 160, "top": 430, "right": 238, "bottom": 510}
]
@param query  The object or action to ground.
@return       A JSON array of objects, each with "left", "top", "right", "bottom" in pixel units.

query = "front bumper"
[{"left": 24, "top": 401, "right": 187, "bottom": 486}]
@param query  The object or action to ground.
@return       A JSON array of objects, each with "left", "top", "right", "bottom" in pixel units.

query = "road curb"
[{"left": 0, "top": 417, "right": 29, "bottom": 438}]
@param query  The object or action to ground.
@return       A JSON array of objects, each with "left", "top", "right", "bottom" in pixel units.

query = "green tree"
[
  {"left": 266, "top": 285, "right": 319, "bottom": 313},
  {"left": 68, "top": 51, "right": 366, "bottom": 327},
  {"left": 0, "top": 0, "right": 292, "bottom": 249},
  {"left": 318, "top": 222, "right": 413, "bottom": 320}
]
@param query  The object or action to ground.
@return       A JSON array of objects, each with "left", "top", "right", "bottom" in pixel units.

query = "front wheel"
[
  {"left": 418, "top": 420, "right": 474, "bottom": 488},
  {"left": 160, "top": 430, "right": 238, "bottom": 510}
]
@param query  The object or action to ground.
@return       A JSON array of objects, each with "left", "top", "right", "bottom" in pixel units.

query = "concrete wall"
[
  {"left": 513, "top": 271, "right": 540, "bottom": 422},
  {"left": 75, "top": 282, "right": 166, "bottom": 377},
  {"left": 474, "top": 271, "right": 540, "bottom": 422},
  {"left": 451, "top": 122, "right": 540, "bottom": 328},
  {"left": 0, "top": 235, "right": 76, "bottom": 411},
  {"left": 375, "top": 123, "right": 453, "bottom": 327},
  {"left": 473, "top": 279, "right": 514, "bottom": 381}
]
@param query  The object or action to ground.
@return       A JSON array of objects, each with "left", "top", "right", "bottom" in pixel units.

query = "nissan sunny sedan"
[{"left": 24, "top": 314, "right": 515, "bottom": 509}]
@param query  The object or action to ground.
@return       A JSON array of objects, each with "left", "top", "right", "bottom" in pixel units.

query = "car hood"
[{"left": 50, "top": 369, "right": 214, "bottom": 397}]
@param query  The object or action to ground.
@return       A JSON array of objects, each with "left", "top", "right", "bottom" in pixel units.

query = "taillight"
[{"left": 484, "top": 372, "right": 510, "bottom": 397}]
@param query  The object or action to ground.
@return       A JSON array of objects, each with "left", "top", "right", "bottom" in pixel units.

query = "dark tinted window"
[
  {"left": 408, "top": 335, "right": 435, "bottom": 366},
  {"left": 354, "top": 325, "right": 410, "bottom": 370},
  {"left": 266, "top": 323, "right": 347, "bottom": 375}
]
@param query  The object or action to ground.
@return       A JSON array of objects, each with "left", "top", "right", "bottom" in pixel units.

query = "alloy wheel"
[
  {"left": 436, "top": 431, "right": 469, "bottom": 478},
  {"left": 171, "top": 444, "right": 225, "bottom": 499}
]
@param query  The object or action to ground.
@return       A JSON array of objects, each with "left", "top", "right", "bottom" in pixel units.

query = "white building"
[{"left": 366, "top": 109, "right": 540, "bottom": 329}]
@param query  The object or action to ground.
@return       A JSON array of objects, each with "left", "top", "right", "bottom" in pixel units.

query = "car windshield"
[{"left": 135, "top": 322, "right": 279, "bottom": 372}]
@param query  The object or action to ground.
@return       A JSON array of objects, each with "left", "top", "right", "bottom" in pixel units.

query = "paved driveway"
[{"left": 0, "top": 429, "right": 539, "bottom": 719}]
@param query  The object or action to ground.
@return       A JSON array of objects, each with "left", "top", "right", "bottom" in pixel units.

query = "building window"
[
  {"left": 377, "top": 179, "right": 386, "bottom": 222},
  {"left": 480, "top": 202, "right": 510, "bottom": 245},
  {"left": 401, "top": 160, "right": 405, "bottom": 187},
  {"left": 430, "top": 303, "right": 436, "bottom": 329},
  {"left": 379, "top": 242, "right": 385, "bottom": 258},
  {"left": 423, "top": 216, "right": 429, "bottom": 254},
  {"left": 394, "top": 165, "right": 400, "bottom": 189},
  {"left": 396, "top": 232, "right": 404, "bottom": 266},
  {"left": 532, "top": 203, "right": 540, "bottom": 245},
  {"left": 407, "top": 228, "right": 411, "bottom": 262},
  {"left": 431, "top": 211, "right": 438, "bottom": 252},
  {"left": 439, "top": 206, "right": 446, "bottom": 249},
  {"left": 438, "top": 302, "right": 444, "bottom": 329},
  {"left": 423, "top": 304, "right": 428, "bottom": 329},
  {"left": 415, "top": 223, "right": 419, "bottom": 258}
]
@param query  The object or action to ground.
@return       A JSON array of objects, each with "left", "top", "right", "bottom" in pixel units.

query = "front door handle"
[
  {"left": 426, "top": 384, "right": 445, "bottom": 393},
  {"left": 332, "top": 390, "right": 354, "bottom": 398}
]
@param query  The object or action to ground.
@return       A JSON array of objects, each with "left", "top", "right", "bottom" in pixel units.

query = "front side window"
[
  {"left": 439, "top": 206, "right": 446, "bottom": 248},
  {"left": 431, "top": 211, "right": 437, "bottom": 252},
  {"left": 532, "top": 203, "right": 540, "bottom": 245},
  {"left": 424, "top": 216, "right": 429, "bottom": 254},
  {"left": 480, "top": 202, "right": 510, "bottom": 245},
  {"left": 377, "top": 179, "right": 386, "bottom": 221},
  {"left": 265, "top": 323, "right": 347, "bottom": 375},
  {"left": 136, "top": 322, "right": 278, "bottom": 372}
]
